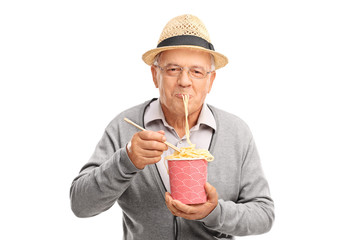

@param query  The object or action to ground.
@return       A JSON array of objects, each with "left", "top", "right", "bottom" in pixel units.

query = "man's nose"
[{"left": 177, "top": 70, "right": 192, "bottom": 87}]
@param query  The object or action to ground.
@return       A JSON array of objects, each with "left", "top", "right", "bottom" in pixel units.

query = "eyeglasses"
[{"left": 155, "top": 64, "right": 212, "bottom": 80}]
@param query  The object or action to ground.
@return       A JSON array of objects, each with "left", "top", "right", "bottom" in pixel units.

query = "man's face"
[{"left": 151, "top": 49, "right": 216, "bottom": 117}]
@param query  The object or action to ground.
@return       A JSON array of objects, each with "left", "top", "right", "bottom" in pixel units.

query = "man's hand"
[
  {"left": 165, "top": 182, "right": 218, "bottom": 220},
  {"left": 127, "top": 130, "right": 168, "bottom": 169}
]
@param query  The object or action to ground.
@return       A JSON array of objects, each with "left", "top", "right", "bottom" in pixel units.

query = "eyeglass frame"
[{"left": 154, "top": 64, "right": 213, "bottom": 80}]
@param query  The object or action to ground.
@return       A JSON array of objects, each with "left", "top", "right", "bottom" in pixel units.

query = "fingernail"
[{"left": 162, "top": 136, "right": 166, "bottom": 142}]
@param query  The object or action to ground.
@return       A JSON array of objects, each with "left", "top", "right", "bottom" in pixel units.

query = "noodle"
[
  {"left": 183, "top": 94, "right": 194, "bottom": 147},
  {"left": 165, "top": 94, "right": 214, "bottom": 162},
  {"left": 165, "top": 146, "right": 214, "bottom": 162}
]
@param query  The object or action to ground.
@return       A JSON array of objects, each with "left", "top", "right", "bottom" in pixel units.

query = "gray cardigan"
[{"left": 70, "top": 99, "right": 274, "bottom": 239}]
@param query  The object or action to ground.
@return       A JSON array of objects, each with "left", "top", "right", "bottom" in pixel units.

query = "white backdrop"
[{"left": 1, "top": 0, "right": 359, "bottom": 239}]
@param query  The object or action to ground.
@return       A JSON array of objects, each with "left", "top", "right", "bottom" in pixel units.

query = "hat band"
[{"left": 157, "top": 35, "right": 215, "bottom": 51}]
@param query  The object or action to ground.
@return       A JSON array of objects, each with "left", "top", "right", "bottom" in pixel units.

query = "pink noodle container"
[{"left": 167, "top": 158, "right": 208, "bottom": 204}]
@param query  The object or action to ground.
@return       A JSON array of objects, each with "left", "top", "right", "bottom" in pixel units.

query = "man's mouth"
[{"left": 175, "top": 93, "right": 192, "bottom": 99}]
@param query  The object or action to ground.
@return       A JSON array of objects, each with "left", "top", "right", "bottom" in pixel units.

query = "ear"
[
  {"left": 207, "top": 71, "right": 216, "bottom": 93},
  {"left": 151, "top": 65, "right": 159, "bottom": 88}
]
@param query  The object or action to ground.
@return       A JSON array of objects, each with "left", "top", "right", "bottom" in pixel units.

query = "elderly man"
[{"left": 70, "top": 14, "right": 274, "bottom": 239}]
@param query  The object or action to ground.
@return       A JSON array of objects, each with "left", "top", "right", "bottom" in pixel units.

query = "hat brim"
[{"left": 142, "top": 45, "right": 228, "bottom": 70}]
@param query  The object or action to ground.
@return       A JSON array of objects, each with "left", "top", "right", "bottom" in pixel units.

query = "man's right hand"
[{"left": 126, "top": 130, "right": 168, "bottom": 169}]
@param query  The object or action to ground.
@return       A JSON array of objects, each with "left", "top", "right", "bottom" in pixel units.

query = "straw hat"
[{"left": 142, "top": 14, "right": 228, "bottom": 70}]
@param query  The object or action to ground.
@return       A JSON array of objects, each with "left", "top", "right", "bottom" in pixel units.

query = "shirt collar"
[{"left": 144, "top": 99, "right": 216, "bottom": 131}]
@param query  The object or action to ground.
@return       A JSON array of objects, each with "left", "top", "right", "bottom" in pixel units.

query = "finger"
[
  {"left": 139, "top": 130, "right": 166, "bottom": 142},
  {"left": 132, "top": 136, "right": 168, "bottom": 152},
  {"left": 142, "top": 156, "right": 162, "bottom": 165},
  {"left": 141, "top": 140, "right": 168, "bottom": 151},
  {"left": 165, "top": 194, "right": 188, "bottom": 215},
  {"left": 172, "top": 200, "right": 198, "bottom": 214},
  {"left": 165, "top": 193, "right": 178, "bottom": 215},
  {"left": 137, "top": 147, "right": 164, "bottom": 157},
  {"left": 205, "top": 182, "right": 218, "bottom": 203},
  {"left": 165, "top": 192, "right": 171, "bottom": 199},
  {"left": 165, "top": 192, "right": 173, "bottom": 204},
  {"left": 157, "top": 130, "right": 165, "bottom": 135}
]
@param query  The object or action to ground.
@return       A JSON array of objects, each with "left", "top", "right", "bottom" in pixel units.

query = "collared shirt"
[{"left": 144, "top": 99, "right": 216, "bottom": 192}]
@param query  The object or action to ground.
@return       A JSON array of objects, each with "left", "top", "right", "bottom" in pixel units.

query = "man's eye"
[
  {"left": 191, "top": 68, "right": 205, "bottom": 77},
  {"left": 166, "top": 67, "right": 181, "bottom": 74}
]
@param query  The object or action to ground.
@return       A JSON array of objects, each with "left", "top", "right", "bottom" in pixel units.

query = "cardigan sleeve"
[
  {"left": 70, "top": 129, "right": 141, "bottom": 218},
  {"left": 200, "top": 137, "right": 274, "bottom": 236}
]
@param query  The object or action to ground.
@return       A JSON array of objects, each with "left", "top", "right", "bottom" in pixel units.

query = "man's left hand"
[{"left": 165, "top": 182, "right": 218, "bottom": 220}]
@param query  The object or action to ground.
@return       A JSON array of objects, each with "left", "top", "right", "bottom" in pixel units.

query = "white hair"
[
  {"left": 153, "top": 53, "right": 162, "bottom": 66},
  {"left": 209, "top": 54, "right": 215, "bottom": 71}
]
